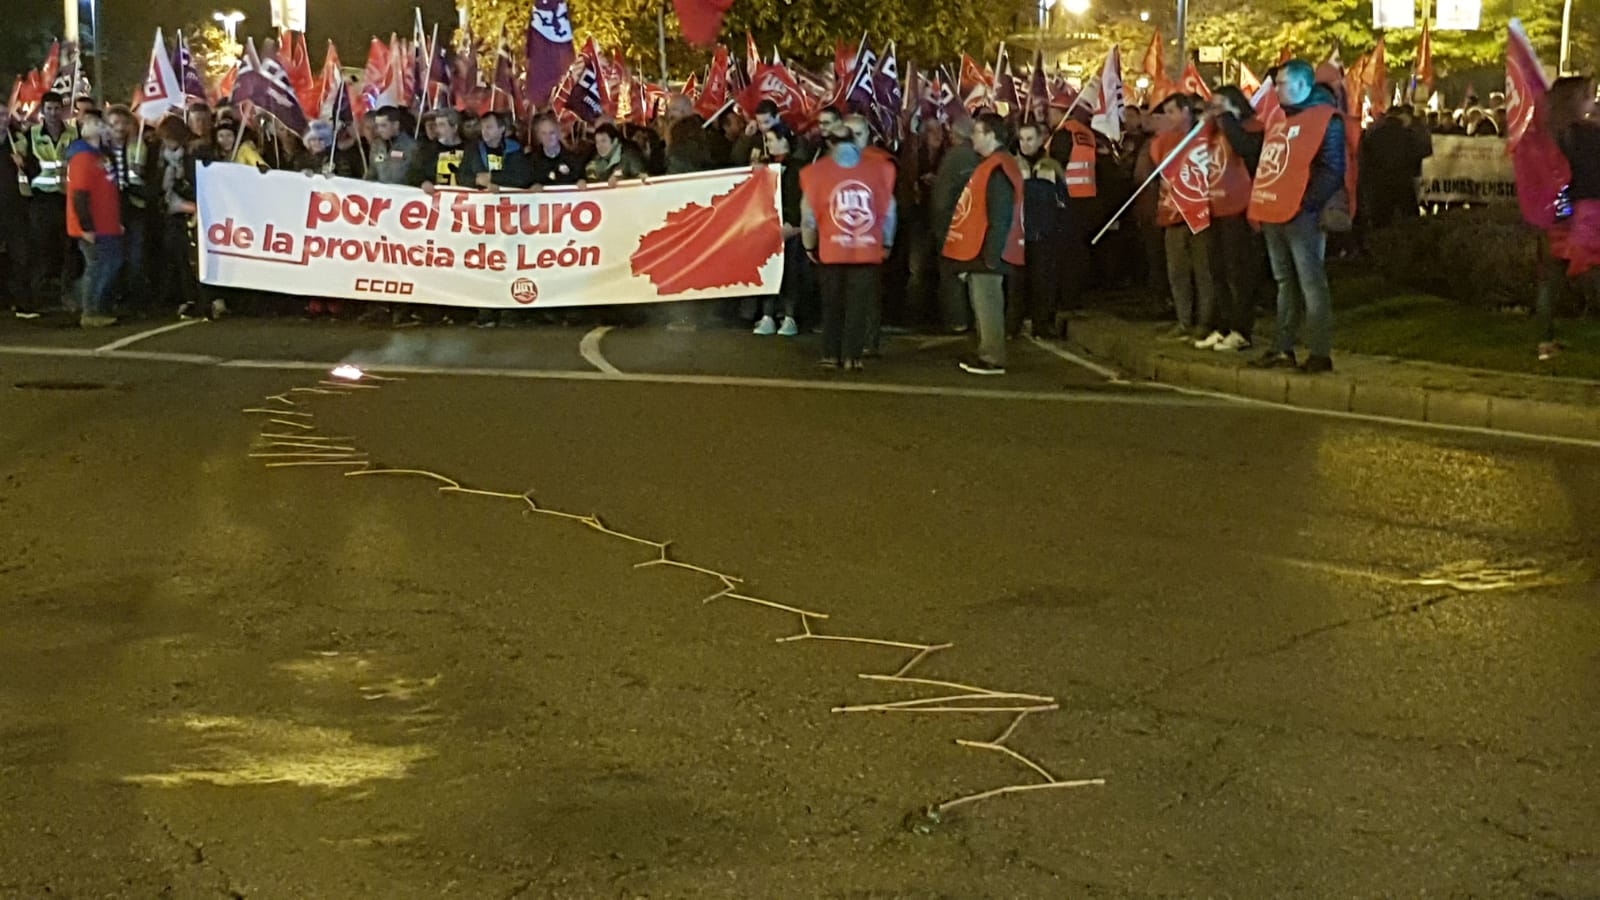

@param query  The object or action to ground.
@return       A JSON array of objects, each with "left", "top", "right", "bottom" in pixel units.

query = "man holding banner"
[{"left": 1247, "top": 60, "right": 1346, "bottom": 375}]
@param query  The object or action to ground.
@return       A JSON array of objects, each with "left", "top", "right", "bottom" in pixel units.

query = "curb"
[{"left": 1069, "top": 316, "right": 1600, "bottom": 444}]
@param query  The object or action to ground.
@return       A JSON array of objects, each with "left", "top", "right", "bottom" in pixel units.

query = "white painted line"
[
  {"left": 1026, "top": 335, "right": 1123, "bottom": 381},
  {"left": 5, "top": 342, "right": 1599, "bottom": 449},
  {"left": 579, "top": 325, "right": 622, "bottom": 375},
  {"left": 93, "top": 318, "right": 203, "bottom": 353}
]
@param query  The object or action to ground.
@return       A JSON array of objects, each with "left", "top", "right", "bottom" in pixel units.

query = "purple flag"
[
  {"left": 872, "top": 41, "right": 902, "bottom": 137},
  {"left": 845, "top": 43, "right": 877, "bottom": 116},
  {"left": 171, "top": 31, "right": 207, "bottom": 103},
  {"left": 235, "top": 39, "right": 309, "bottom": 134},
  {"left": 563, "top": 58, "right": 604, "bottom": 123},
  {"left": 525, "top": 0, "right": 575, "bottom": 108},
  {"left": 994, "top": 45, "right": 1020, "bottom": 112},
  {"left": 427, "top": 41, "right": 453, "bottom": 110}
]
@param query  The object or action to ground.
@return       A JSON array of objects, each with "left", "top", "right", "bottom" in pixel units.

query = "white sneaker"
[
  {"left": 1214, "top": 331, "right": 1252, "bottom": 352},
  {"left": 777, "top": 316, "right": 799, "bottom": 336},
  {"left": 752, "top": 315, "right": 776, "bottom": 335},
  {"left": 1193, "top": 330, "right": 1226, "bottom": 350},
  {"left": 211, "top": 298, "right": 228, "bottom": 320}
]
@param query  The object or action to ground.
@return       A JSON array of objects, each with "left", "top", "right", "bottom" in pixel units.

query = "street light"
[
  {"left": 1061, "top": 0, "right": 1092, "bottom": 15},
  {"left": 1140, "top": 10, "right": 1151, "bottom": 20},
  {"left": 213, "top": 10, "right": 245, "bottom": 44}
]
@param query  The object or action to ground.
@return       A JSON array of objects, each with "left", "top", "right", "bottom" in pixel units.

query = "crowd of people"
[{"left": 0, "top": 58, "right": 1571, "bottom": 373}]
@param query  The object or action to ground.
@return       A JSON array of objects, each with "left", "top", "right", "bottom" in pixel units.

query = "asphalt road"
[{"left": 1, "top": 313, "right": 1597, "bottom": 899}]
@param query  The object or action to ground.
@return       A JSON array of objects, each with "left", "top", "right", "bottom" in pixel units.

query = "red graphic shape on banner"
[{"left": 630, "top": 169, "right": 783, "bottom": 295}]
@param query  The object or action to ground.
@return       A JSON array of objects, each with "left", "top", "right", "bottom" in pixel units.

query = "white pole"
[
  {"left": 1559, "top": 0, "right": 1575, "bottom": 75},
  {"left": 1091, "top": 120, "right": 1204, "bottom": 245}
]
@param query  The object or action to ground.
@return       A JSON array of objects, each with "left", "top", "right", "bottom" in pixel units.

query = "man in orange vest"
[
  {"left": 800, "top": 122, "right": 898, "bottom": 371},
  {"left": 1048, "top": 106, "right": 1100, "bottom": 319},
  {"left": 1149, "top": 93, "right": 1220, "bottom": 343},
  {"left": 943, "top": 112, "right": 1025, "bottom": 376},
  {"left": 1246, "top": 59, "right": 1347, "bottom": 374}
]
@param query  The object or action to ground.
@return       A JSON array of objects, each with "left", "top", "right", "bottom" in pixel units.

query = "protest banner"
[
  {"left": 196, "top": 165, "right": 785, "bottom": 307},
  {"left": 1418, "top": 135, "right": 1516, "bottom": 205}
]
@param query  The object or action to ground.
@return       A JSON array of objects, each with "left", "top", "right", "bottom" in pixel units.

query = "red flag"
[
  {"left": 681, "top": 71, "right": 699, "bottom": 101},
  {"left": 745, "top": 31, "right": 760, "bottom": 82},
  {"left": 217, "top": 63, "right": 239, "bottom": 102},
  {"left": 959, "top": 53, "right": 992, "bottom": 111},
  {"left": 674, "top": 0, "right": 734, "bottom": 47},
  {"left": 1342, "top": 53, "right": 1369, "bottom": 117},
  {"left": 280, "top": 30, "right": 319, "bottom": 118},
  {"left": 1414, "top": 22, "right": 1435, "bottom": 100},
  {"left": 1506, "top": 19, "right": 1549, "bottom": 154},
  {"left": 1091, "top": 45, "right": 1125, "bottom": 141},
  {"left": 694, "top": 44, "right": 732, "bottom": 119},
  {"left": 1277, "top": 45, "right": 1294, "bottom": 66},
  {"left": 39, "top": 41, "right": 61, "bottom": 100},
  {"left": 1238, "top": 62, "right": 1261, "bottom": 97},
  {"left": 1154, "top": 126, "right": 1212, "bottom": 233},
  {"left": 1368, "top": 36, "right": 1389, "bottom": 114},
  {"left": 1178, "top": 61, "right": 1211, "bottom": 99},
  {"left": 738, "top": 62, "right": 814, "bottom": 130},
  {"left": 360, "top": 37, "right": 395, "bottom": 115},
  {"left": 1142, "top": 29, "right": 1170, "bottom": 100},
  {"left": 318, "top": 41, "right": 353, "bottom": 125}
]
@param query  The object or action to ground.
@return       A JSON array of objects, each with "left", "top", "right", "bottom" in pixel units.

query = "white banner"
[
  {"left": 1418, "top": 134, "right": 1516, "bottom": 204},
  {"left": 196, "top": 164, "right": 785, "bottom": 308},
  {"left": 1434, "top": 0, "right": 1482, "bottom": 30},
  {"left": 1373, "top": 0, "right": 1415, "bottom": 29}
]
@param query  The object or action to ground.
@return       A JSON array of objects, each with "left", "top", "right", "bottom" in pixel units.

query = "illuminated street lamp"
[
  {"left": 1061, "top": 0, "right": 1092, "bottom": 15},
  {"left": 213, "top": 9, "right": 245, "bottom": 44},
  {"left": 1140, "top": 9, "right": 1151, "bottom": 20}
]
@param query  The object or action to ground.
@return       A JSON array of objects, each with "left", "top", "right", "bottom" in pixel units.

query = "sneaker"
[
  {"left": 1538, "top": 341, "right": 1563, "bottom": 361},
  {"left": 752, "top": 315, "right": 776, "bottom": 335},
  {"left": 1300, "top": 355, "right": 1334, "bottom": 374},
  {"left": 844, "top": 358, "right": 864, "bottom": 372},
  {"left": 210, "top": 298, "right": 228, "bottom": 320},
  {"left": 1193, "top": 330, "right": 1226, "bottom": 350},
  {"left": 13, "top": 307, "right": 41, "bottom": 319},
  {"left": 777, "top": 316, "right": 799, "bottom": 337},
  {"left": 959, "top": 357, "right": 1006, "bottom": 376},
  {"left": 817, "top": 357, "right": 840, "bottom": 369},
  {"left": 177, "top": 302, "right": 202, "bottom": 321},
  {"left": 1250, "top": 350, "right": 1298, "bottom": 369},
  {"left": 79, "top": 314, "right": 118, "bottom": 328},
  {"left": 1214, "top": 332, "right": 1252, "bottom": 352}
]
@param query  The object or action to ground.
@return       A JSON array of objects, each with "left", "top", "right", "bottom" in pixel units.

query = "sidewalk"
[{"left": 1070, "top": 314, "right": 1600, "bottom": 442}]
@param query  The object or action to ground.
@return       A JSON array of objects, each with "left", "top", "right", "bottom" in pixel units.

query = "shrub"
[{"left": 1366, "top": 207, "right": 1544, "bottom": 310}]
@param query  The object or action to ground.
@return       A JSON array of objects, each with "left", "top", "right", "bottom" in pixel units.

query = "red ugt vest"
[
  {"left": 943, "top": 152, "right": 1026, "bottom": 267},
  {"left": 800, "top": 154, "right": 897, "bottom": 265},
  {"left": 1247, "top": 105, "right": 1337, "bottom": 224},
  {"left": 1062, "top": 120, "right": 1098, "bottom": 199}
]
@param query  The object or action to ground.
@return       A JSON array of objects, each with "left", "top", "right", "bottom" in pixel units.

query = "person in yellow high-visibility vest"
[{"left": 16, "top": 92, "right": 79, "bottom": 318}]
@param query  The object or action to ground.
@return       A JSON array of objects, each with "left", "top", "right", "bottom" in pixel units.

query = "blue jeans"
[
  {"left": 1261, "top": 211, "right": 1332, "bottom": 358},
  {"left": 79, "top": 235, "right": 124, "bottom": 317}
]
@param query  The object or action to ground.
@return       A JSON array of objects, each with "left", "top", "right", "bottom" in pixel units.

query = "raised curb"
[{"left": 1070, "top": 315, "right": 1600, "bottom": 444}]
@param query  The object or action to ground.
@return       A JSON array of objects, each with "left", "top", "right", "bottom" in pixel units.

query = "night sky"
[{"left": 4, "top": 0, "right": 460, "bottom": 93}]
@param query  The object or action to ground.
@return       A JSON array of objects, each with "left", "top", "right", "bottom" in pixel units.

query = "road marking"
[
  {"left": 5, "top": 341, "right": 1600, "bottom": 449},
  {"left": 1026, "top": 335, "right": 1123, "bottom": 381},
  {"left": 93, "top": 318, "right": 203, "bottom": 353},
  {"left": 579, "top": 325, "right": 621, "bottom": 374}
]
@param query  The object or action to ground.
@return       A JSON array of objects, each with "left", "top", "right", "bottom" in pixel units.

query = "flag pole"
[
  {"left": 656, "top": 2, "right": 669, "bottom": 84},
  {"left": 1090, "top": 120, "right": 1204, "bottom": 245}
]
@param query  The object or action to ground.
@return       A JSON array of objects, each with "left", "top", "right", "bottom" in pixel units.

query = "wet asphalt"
[{"left": 1, "top": 314, "right": 1597, "bottom": 898}]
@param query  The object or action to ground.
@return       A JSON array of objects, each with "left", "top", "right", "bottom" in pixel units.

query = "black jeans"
[
  {"left": 1210, "top": 215, "right": 1262, "bottom": 339},
  {"left": 818, "top": 263, "right": 878, "bottom": 363},
  {"left": 1009, "top": 239, "right": 1061, "bottom": 337},
  {"left": 28, "top": 194, "right": 78, "bottom": 308}
]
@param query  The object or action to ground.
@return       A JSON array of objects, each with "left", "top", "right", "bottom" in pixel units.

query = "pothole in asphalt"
[{"left": 12, "top": 380, "right": 118, "bottom": 392}]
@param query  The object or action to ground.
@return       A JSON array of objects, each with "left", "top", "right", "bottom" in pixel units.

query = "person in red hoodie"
[{"left": 65, "top": 113, "right": 122, "bottom": 328}]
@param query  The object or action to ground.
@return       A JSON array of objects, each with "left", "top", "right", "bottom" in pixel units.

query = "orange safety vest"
[
  {"left": 942, "top": 152, "right": 1026, "bottom": 267},
  {"left": 1247, "top": 105, "right": 1336, "bottom": 225},
  {"left": 1207, "top": 122, "right": 1255, "bottom": 220},
  {"left": 1151, "top": 128, "right": 1212, "bottom": 233},
  {"left": 799, "top": 154, "right": 897, "bottom": 265},
  {"left": 1062, "top": 120, "right": 1097, "bottom": 199}
]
